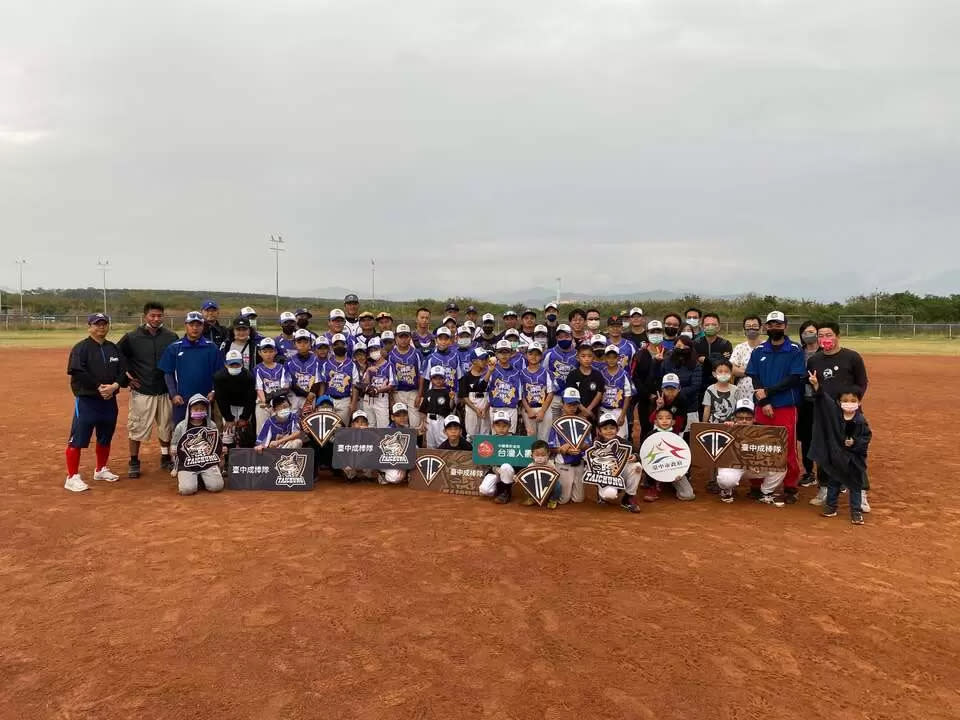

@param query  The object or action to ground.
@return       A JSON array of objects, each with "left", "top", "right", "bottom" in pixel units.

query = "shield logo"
[
  {"left": 184, "top": 426, "right": 218, "bottom": 457},
  {"left": 300, "top": 410, "right": 343, "bottom": 446},
  {"left": 379, "top": 431, "right": 411, "bottom": 463},
  {"left": 274, "top": 451, "right": 307, "bottom": 479},
  {"left": 584, "top": 439, "right": 631, "bottom": 479},
  {"left": 516, "top": 466, "right": 560, "bottom": 506},
  {"left": 696, "top": 429, "right": 733, "bottom": 461},
  {"left": 553, "top": 416, "right": 592, "bottom": 449},
  {"left": 416, "top": 453, "right": 446, "bottom": 486}
]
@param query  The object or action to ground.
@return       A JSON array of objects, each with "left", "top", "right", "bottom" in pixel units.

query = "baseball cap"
[
  {"left": 443, "top": 414, "right": 462, "bottom": 428},
  {"left": 293, "top": 329, "right": 312, "bottom": 340},
  {"left": 358, "top": 311, "right": 375, "bottom": 320},
  {"left": 457, "top": 325, "right": 472, "bottom": 336},
  {"left": 259, "top": 337, "right": 276, "bottom": 349},
  {"left": 577, "top": 341, "right": 593, "bottom": 351},
  {"left": 392, "top": 402, "right": 408, "bottom": 414},
  {"left": 661, "top": 373, "right": 681, "bottom": 388},
  {"left": 240, "top": 306, "right": 257, "bottom": 318},
  {"left": 314, "top": 394, "right": 333, "bottom": 407},
  {"left": 295, "top": 308, "right": 312, "bottom": 318},
  {"left": 380, "top": 330, "right": 395, "bottom": 341},
  {"left": 225, "top": 349, "right": 243, "bottom": 365},
  {"left": 647, "top": 320, "right": 663, "bottom": 331},
  {"left": 766, "top": 310, "right": 786, "bottom": 323},
  {"left": 376, "top": 311, "right": 392, "bottom": 320},
  {"left": 464, "top": 320, "right": 476, "bottom": 331},
  {"left": 735, "top": 398, "right": 755, "bottom": 413},
  {"left": 504, "top": 328, "right": 520, "bottom": 338},
  {"left": 351, "top": 409, "right": 368, "bottom": 421},
  {"left": 344, "top": 293, "right": 359, "bottom": 303},
  {"left": 556, "top": 323, "right": 572, "bottom": 334},
  {"left": 534, "top": 324, "right": 548, "bottom": 334},
  {"left": 429, "top": 365, "right": 446, "bottom": 378},
  {"left": 604, "top": 344, "right": 620, "bottom": 355},
  {"left": 544, "top": 301, "right": 559, "bottom": 311},
  {"left": 607, "top": 315, "right": 621, "bottom": 326},
  {"left": 201, "top": 299, "right": 218, "bottom": 311},
  {"left": 521, "top": 308, "right": 536, "bottom": 317},
  {"left": 465, "top": 305, "right": 477, "bottom": 313},
  {"left": 395, "top": 323, "right": 411, "bottom": 334},
  {"left": 442, "top": 315, "right": 455, "bottom": 325},
  {"left": 472, "top": 347, "right": 488, "bottom": 360},
  {"left": 492, "top": 409, "right": 511, "bottom": 424},
  {"left": 87, "top": 312, "right": 110, "bottom": 325},
  {"left": 598, "top": 412, "right": 618, "bottom": 427},
  {"left": 495, "top": 339, "right": 512, "bottom": 351},
  {"left": 591, "top": 334, "right": 607, "bottom": 345},
  {"left": 366, "top": 337, "right": 381, "bottom": 349},
  {"left": 280, "top": 311, "right": 296, "bottom": 323},
  {"left": 503, "top": 309, "right": 518, "bottom": 318},
  {"left": 562, "top": 387, "right": 581, "bottom": 404},
  {"left": 352, "top": 340, "right": 367, "bottom": 353},
  {"left": 314, "top": 335, "right": 330, "bottom": 346},
  {"left": 527, "top": 342, "right": 544, "bottom": 353},
  {"left": 185, "top": 311, "right": 204, "bottom": 324},
  {"left": 329, "top": 308, "right": 346, "bottom": 320},
  {"left": 445, "top": 302, "right": 460, "bottom": 312},
  {"left": 629, "top": 307, "right": 644, "bottom": 317},
  {"left": 232, "top": 316, "right": 251, "bottom": 329},
  {"left": 481, "top": 313, "right": 495, "bottom": 323},
  {"left": 331, "top": 333, "right": 347, "bottom": 343},
  {"left": 436, "top": 327, "right": 452, "bottom": 337}
]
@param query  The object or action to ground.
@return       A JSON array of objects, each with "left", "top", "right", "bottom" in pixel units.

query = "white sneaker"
[
  {"left": 809, "top": 486, "right": 828, "bottom": 506},
  {"left": 94, "top": 467, "right": 119, "bottom": 482},
  {"left": 64, "top": 474, "right": 90, "bottom": 492},
  {"left": 860, "top": 490, "right": 871, "bottom": 513}
]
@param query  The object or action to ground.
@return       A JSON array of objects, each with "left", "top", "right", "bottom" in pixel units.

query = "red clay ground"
[{"left": 1, "top": 349, "right": 959, "bottom": 720}]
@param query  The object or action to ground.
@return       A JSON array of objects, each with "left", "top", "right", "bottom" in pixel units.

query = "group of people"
[{"left": 64, "top": 294, "right": 872, "bottom": 523}]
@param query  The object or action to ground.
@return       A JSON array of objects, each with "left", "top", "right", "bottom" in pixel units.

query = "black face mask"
[
  {"left": 767, "top": 329, "right": 785, "bottom": 342},
  {"left": 673, "top": 348, "right": 690, "bottom": 361},
  {"left": 282, "top": 323, "right": 296, "bottom": 334},
  {"left": 546, "top": 314, "right": 558, "bottom": 323},
  {"left": 664, "top": 326, "right": 679, "bottom": 338},
  {"left": 333, "top": 346, "right": 347, "bottom": 357},
  {"left": 296, "top": 318, "right": 309, "bottom": 329}
]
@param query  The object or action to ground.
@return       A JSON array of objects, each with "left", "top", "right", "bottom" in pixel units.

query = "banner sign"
[
  {"left": 176, "top": 425, "right": 222, "bottom": 472},
  {"left": 299, "top": 409, "right": 343, "bottom": 446},
  {"left": 515, "top": 465, "right": 560, "bottom": 505},
  {"left": 331, "top": 428, "right": 417, "bottom": 469},
  {"left": 228, "top": 447, "right": 314, "bottom": 490},
  {"left": 472, "top": 434, "right": 536, "bottom": 467},
  {"left": 638, "top": 431, "right": 692, "bottom": 483},
  {"left": 409, "top": 450, "right": 486, "bottom": 495},
  {"left": 582, "top": 438, "right": 632, "bottom": 489},
  {"left": 551, "top": 416, "right": 592, "bottom": 450},
  {"left": 689, "top": 423, "right": 787, "bottom": 478}
]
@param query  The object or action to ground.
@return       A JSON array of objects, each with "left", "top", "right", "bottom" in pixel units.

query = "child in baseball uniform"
[
  {"left": 319, "top": 333, "right": 354, "bottom": 426},
  {"left": 520, "top": 343, "right": 555, "bottom": 441},
  {"left": 420, "top": 365, "right": 456, "bottom": 448},
  {"left": 313, "top": 335, "right": 330, "bottom": 363},
  {"left": 354, "top": 337, "right": 394, "bottom": 427},
  {"left": 478, "top": 409, "right": 518, "bottom": 504},
  {"left": 599, "top": 344, "right": 633, "bottom": 439},
  {"left": 254, "top": 338, "right": 291, "bottom": 430},
  {"left": 458, "top": 348, "right": 492, "bottom": 440},
  {"left": 255, "top": 396, "right": 304, "bottom": 450},
  {"left": 170, "top": 394, "right": 225, "bottom": 495},
  {"left": 548, "top": 387, "right": 592, "bottom": 504},
  {"left": 593, "top": 412, "right": 642, "bottom": 512},
  {"left": 382, "top": 403, "right": 412, "bottom": 485},
  {"left": 487, "top": 339, "right": 522, "bottom": 432},
  {"left": 519, "top": 439, "right": 561, "bottom": 509},
  {"left": 640, "top": 408, "right": 696, "bottom": 502},
  {"left": 286, "top": 329, "right": 320, "bottom": 413},
  {"left": 438, "top": 415, "right": 473, "bottom": 450},
  {"left": 715, "top": 398, "right": 786, "bottom": 506},
  {"left": 343, "top": 409, "right": 379, "bottom": 482}
]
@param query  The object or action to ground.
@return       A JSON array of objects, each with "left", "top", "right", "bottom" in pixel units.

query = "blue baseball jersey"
[
  {"left": 256, "top": 412, "right": 301, "bottom": 445},
  {"left": 319, "top": 357, "right": 355, "bottom": 399},
  {"left": 520, "top": 366, "right": 554, "bottom": 408},
  {"left": 414, "top": 331, "right": 436, "bottom": 357},
  {"left": 274, "top": 334, "right": 298, "bottom": 359},
  {"left": 388, "top": 346, "right": 421, "bottom": 392},
  {"left": 422, "top": 349, "right": 461, "bottom": 392},
  {"left": 544, "top": 346, "right": 577, "bottom": 393},
  {"left": 613, "top": 338, "right": 636, "bottom": 369},
  {"left": 254, "top": 363, "right": 291, "bottom": 398},
  {"left": 457, "top": 346, "right": 476, "bottom": 377},
  {"left": 599, "top": 365, "right": 633, "bottom": 410},
  {"left": 355, "top": 361, "right": 395, "bottom": 394},
  {"left": 487, "top": 365, "right": 522, "bottom": 408},
  {"left": 285, "top": 353, "right": 320, "bottom": 393}
]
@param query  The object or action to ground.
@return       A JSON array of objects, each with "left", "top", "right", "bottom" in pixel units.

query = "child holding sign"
[
  {"left": 592, "top": 413, "right": 642, "bottom": 512},
  {"left": 548, "top": 388, "right": 592, "bottom": 504},
  {"left": 715, "top": 399, "right": 786, "bottom": 506},
  {"left": 519, "top": 440, "right": 561, "bottom": 509},
  {"left": 170, "top": 394, "right": 224, "bottom": 496},
  {"left": 478, "top": 409, "right": 518, "bottom": 504}
]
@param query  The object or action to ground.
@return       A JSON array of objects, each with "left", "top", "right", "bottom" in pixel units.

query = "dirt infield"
[{"left": 2, "top": 350, "right": 959, "bottom": 720}]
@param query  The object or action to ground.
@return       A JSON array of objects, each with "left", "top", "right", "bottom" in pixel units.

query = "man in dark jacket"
[
  {"left": 117, "top": 301, "right": 179, "bottom": 477},
  {"left": 213, "top": 349, "right": 258, "bottom": 450},
  {"left": 65, "top": 313, "right": 128, "bottom": 492},
  {"left": 201, "top": 299, "right": 228, "bottom": 348}
]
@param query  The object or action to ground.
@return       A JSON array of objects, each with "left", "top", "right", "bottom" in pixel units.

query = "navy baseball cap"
[
  {"left": 445, "top": 302, "right": 459, "bottom": 311},
  {"left": 232, "top": 316, "right": 251, "bottom": 329},
  {"left": 185, "top": 311, "right": 204, "bottom": 324},
  {"left": 201, "top": 299, "right": 218, "bottom": 310},
  {"left": 87, "top": 312, "right": 110, "bottom": 325},
  {"left": 521, "top": 308, "right": 537, "bottom": 318},
  {"left": 295, "top": 308, "right": 312, "bottom": 318},
  {"left": 344, "top": 293, "right": 359, "bottom": 303},
  {"left": 466, "top": 305, "right": 477, "bottom": 313}
]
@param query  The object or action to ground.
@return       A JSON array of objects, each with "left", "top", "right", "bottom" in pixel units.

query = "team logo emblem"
[
  {"left": 300, "top": 409, "right": 343, "bottom": 446},
  {"left": 516, "top": 466, "right": 560, "bottom": 506},
  {"left": 379, "top": 431, "right": 411, "bottom": 465},
  {"left": 416, "top": 453, "right": 446, "bottom": 486},
  {"left": 583, "top": 439, "right": 631, "bottom": 489},
  {"left": 696, "top": 429, "right": 733, "bottom": 461},
  {"left": 275, "top": 452, "right": 308, "bottom": 487},
  {"left": 552, "top": 416, "right": 591, "bottom": 449},
  {"left": 179, "top": 426, "right": 221, "bottom": 470},
  {"left": 639, "top": 431, "right": 692, "bottom": 483}
]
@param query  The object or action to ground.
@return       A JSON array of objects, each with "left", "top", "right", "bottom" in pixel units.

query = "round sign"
[
  {"left": 638, "top": 431, "right": 692, "bottom": 483},
  {"left": 477, "top": 441, "right": 494, "bottom": 459}
]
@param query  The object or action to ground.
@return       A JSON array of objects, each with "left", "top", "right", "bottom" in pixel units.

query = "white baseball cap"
[
  {"left": 329, "top": 308, "right": 346, "bottom": 320},
  {"left": 527, "top": 342, "right": 544, "bottom": 353},
  {"left": 504, "top": 328, "right": 520, "bottom": 338},
  {"left": 225, "top": 349, "right": 243, "bottom": 364},
  {"left": 492, "top": 409, "right": 512, "bottom": 424},
  {"left": 280, "top": 311, "right": 296, "bottom": 323},
  {"left": 331, "top": 333, "right": 347, "bottom": 343},
  {"left": 351, "top": 409, "right": 368, "bottom": 421},
  {"left": 661, "top": 373, "right": 681, "bottom": 388},
  {"left": 629, "top": 307, "right": 644, "bottom": 316},
  {"left": 495, "top": 339, "right": 512, "bottom": 351},
  {"left": 562, "top": 387, "right": 581, "bottom": 403},
  {"left": 647, "top": 320, "right": 664, "bottom": 331},
  {"left": 591, "top": 334, "right": 607, "bottom": 345},
  {"left": 556, "top": 323, "right": 572, "bottom": 334},
  {"left": 259, "top": 337, "right": 276, "bottom": 349},
  {"left": 735, "top": 398, "right": 755, "bottom": 413},
  {"left": 429, "top": 365, "right": 446, "bottom": 377},
  {"left": 457, "top": 325, "right": 472, "bottom": 336},
  {"left": 352, "top": 340, "right": 367, "bottom": 353},
  {"left": 436, "top": 327, "right": 452, "bottom": 337},
  {"left": 392, "top": 402, "right": 408, "bottom": 414},
  {"left": 604, "top": 344, "right": 620, "bottom": 355},
  {"left": 544, "top": 301, "right": 559, "bottom": 311},
  {"left": 293, "top": 329, "right": 312, "bottom": 340},
  {"left": 240, "top": 306, "right": 257, "bottom": 318},
  {"left": 598, "top": 412, "right": 618, "bottom": 426},
  {"left": 442, "top": 315, "right": 455, "bottom": 325},
  {"left": 395, "top": 323, "right": 411, "bottom": 334},
  {"left": 380, "top": 330, "right": 394, "bottom": 340},
  {"left": 464, "top": 320, "right": 476, "bottom": 331},
  {"left": 481, "top": 313, "right": 495, "bottom": 323},
  {"left": 366, "top": 337, "right": 381, "bottom": 349},
  {"left": 766, "top": 310, "right": 786, "bottom": 323},
  {"left": 534, "top": 324, "right": 548, "bottom": 334},
  {"left": 443, "top": 414, "right": 462, "bottom": 428},
  {"left": 314, "top": 335, "right": 330, "bottom": 346}
]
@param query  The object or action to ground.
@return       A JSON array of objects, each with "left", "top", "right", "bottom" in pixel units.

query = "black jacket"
[
  {"left": 202, "top": 321, "right": 229, "bottom": 348},
  {"left": 117, "top": 325, "right": 179, "bottom": 395},
  {"left": 212, "top": 367, "right": 257, "bottom": 422},
  {"left": 808, "top": 390, "right": 871, "bottom": 486},
  {"left": 67, "top": 337, "right": 127, "bottom": 397}
]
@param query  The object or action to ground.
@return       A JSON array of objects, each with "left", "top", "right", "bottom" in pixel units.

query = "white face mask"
[
  {"left": 686, "top": 318, "right": 700, "bottom": 328},
  {"left": 680, "top": 331, "right": 693, "bottom": 340},
  {"left": 276, "top": 408, "right": 292, "bottom": 421},
  {"left": 840, "top": 402, "right": 859, "bottom": 413},
  {"left": 586, "top": 319, "right": 601, "bottom": 331},
  {"left": 457, "top": 338, "right": 471, "bottom": 349},
  {"left": 368, "top": 350, "right": 382, "bottom": 361},
  {"left": 647, "top": 334, "right": 663, "bottom": 345},
  {"left": 227, "top": 365, "right": 242, "bottom": 376},
  {"left": 715, "top": 373, "right": 731, "bottom": 383}
]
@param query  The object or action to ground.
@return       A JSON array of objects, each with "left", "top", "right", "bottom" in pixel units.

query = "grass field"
[{"left": 2, "top": 328, "right": 958, "bottom": 355}]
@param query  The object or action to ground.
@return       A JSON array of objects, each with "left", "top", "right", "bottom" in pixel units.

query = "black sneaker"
[
  {"left": 160, "top": 456, "right": 174, "bottom": 471},
  {"left": 706, "top": 479, "right": 720, "bottom": 494},
  {"left": 620, "top": 499, "right": 641, "bottom": 513},
  {"left": 747, "top": 487, "right": 763, "bottom": 501},
  {"left": 128, "top": 460, "right": 141, "bottom": 479},
  {"left": 821, "top": 507, "right": 838, "bottom": 518},
  {"left": 719, "top": 489, "right": 734, "bottom": 503},
  {"left": 851, "top": 512, "right": 865, "bottom": 525},
  {"left": 758, "top": 493, "right": 785, "bottom": 507},
  {"left": 782, "top": 492, "right": 798, "bottom": 505},
  {"left": 799, "top": 473, "right": 817, "bottom": 488}
]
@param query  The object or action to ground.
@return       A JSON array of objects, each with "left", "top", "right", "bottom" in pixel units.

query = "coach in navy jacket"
[{"left": 159, "top": 311, "right": 222, "bottom": 424}]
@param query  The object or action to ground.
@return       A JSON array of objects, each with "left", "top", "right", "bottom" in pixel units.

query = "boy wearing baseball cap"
[
  {"left": 420, "top": 327, "right": 460, "bottom": 399},
  {"left": 318, "top": 333, "right": 355, "bottom": 426},
  {"left": 520, "top": 342, "right": 555, "bottom": 441},
  {"left": 715, "top": 399, "right": 786, "bottom": 505},
  {"left": 599, "top": 345, "right": 633, "bottom": 439},
  {"left": 548, "top": 388, "right": 592, "bottom": 503},
  {"left": 275, "top": 311, "right": 299, "bottom": 359},
  {"left": 419, "top": 365, "right": 457, "bottom": 448},
  {"left": 286, "top": 329, "right": 320, "bottom": 413},
  {"left": 343, "top": 409, "right": 378, "bottom": 482},
  {"left": 593, "top": 412, "right": 642, "bottom": 512},
  {"left": 650, "top": 373, "right": 689, "bottom": 435},
  {"left": 478, "top": 409, "right": 518, "bottom": 504},
  {"left": 438, "top": 415, "right": 473, "bottom": 451},
  {"left": 353, "top": 337, "right": 394, "bottom": 428},
  {"left": 639, "top": 406, "right": 697, "bottom": 502},
  {"left": 388, "top": 324, "right": 423, "bottom": 438},
  {"left": 459, "top": 348, "right": 493, "bottom": 440},
  {"left": 253, "top": 338, "right": 291, "bottom": 431},
  {"left": 545, "top": 324, "right": 577, "bottom": 420},
  {"left": 476, "top": 313, "right": 498, "bottom": 352},
  {"left": 379, "top": 403, "right": 413, "bottom": 484},
  {"left": 212, "top": 349, "right": 257, "bottom": 452},
  {"left": 487, "top": 339, "right": 522, "bottom": 432}
]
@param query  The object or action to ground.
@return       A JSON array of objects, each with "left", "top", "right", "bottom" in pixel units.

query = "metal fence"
[{"left": 1, "top": 314, "right": 959, "bottom": 339}]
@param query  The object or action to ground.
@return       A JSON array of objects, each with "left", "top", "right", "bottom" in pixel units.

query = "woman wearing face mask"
[
  {"left": 213, "top": 349, "right": 257, "bottom": 451},
  {"left": 629, "top": 320, "right": 666, "bottom": 444},
  {"left": 653, "top": 336, "right": 702, "bottom": 428},
  {"left": 796, "top": 321, "right": 820, "bottom": 486},
  {"left": 730, "top": 315, "right": 764, "bottom": 403},
  {"left": 661, "top": 313, "right": 683, "bottom": 352}
]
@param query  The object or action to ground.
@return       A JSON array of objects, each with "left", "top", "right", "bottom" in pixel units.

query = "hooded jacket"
[{"left": 808, "top": 390, "right": 871, "bottom": 486}]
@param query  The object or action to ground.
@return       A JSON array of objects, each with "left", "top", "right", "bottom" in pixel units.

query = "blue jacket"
[
  {"left": 159, "top": 336, "right": 221, "bottom": 399},
  {"left": 746, "top": 337, "right": 806, "bottom": 408}
]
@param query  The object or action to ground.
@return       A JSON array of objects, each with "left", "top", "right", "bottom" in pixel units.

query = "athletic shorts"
[
  {"left": 69, "top": 395, "right": 119, "bottom": 449},
  {"left": 127, "top": 391, "right": 173, "bottom": 442}
]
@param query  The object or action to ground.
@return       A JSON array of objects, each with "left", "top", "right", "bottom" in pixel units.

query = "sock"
[
  {"left": 130, "top": 455, "right": 139, "bottom": 464},
  {"left": 95, "top": 443, "right": 110, "bottom": 471},
  {"left": 160, "top": 447, "right": 170, "bottom": 456},
  {"left": 65, "top": 446, "right": 81, "bottom": 477}
]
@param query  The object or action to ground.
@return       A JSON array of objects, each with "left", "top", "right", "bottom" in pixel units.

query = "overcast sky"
[{"left": 2, "top": 0, "right": 958, "bottom": 302}]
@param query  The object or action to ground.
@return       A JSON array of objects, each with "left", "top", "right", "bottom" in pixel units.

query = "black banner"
[
  {"left": 228, "top": 447, "right": 315, "bottom": 490},
  {"left": 331, "top": 428, "right": 417, "bottom": 469},
  {"left": 515, "top": 465, "right": 560, "bottom": 506},
  {"left": 176, "top": 425, "right": 222, "bottom": 472}
]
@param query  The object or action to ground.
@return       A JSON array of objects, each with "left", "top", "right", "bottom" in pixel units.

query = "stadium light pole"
[
  {"left": 371, "top": 258, "right": 376, "bottom": 303},
  {"left": 269, "top": 235, "right": 285, "bottom": 312},
  {"left": 15, "top": 257, "right": 27, "bottom": 315},
  {"left": 555, "top": 276, "right": 561, "bottom": 306},
  {"left": 97, "top": 258, "right": 110, "bottom": 314},
  {"left": 874, "top": 287, "right": 879, "bottom": 316}
]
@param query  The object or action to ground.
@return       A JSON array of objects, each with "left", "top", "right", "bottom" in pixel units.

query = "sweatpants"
[
  {"left": 753, "top": 405, "right": 799, "bottom": 490},
  {"left": 177, "top": 466, "right": 224, "bottom": 495},
  {"left": 479, "top": 464, "right": 515, "bottom": 496}
]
